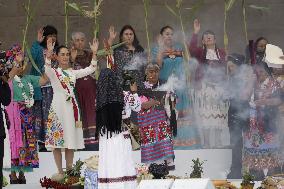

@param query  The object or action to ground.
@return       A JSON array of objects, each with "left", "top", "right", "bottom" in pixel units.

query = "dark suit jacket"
[{"left": 0, "top": 79, "right": 11, "bottom": 138}]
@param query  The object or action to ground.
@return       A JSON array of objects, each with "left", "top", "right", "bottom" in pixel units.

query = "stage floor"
[{"left": 2, "top": 149, "right": 247, "bottom": 188}]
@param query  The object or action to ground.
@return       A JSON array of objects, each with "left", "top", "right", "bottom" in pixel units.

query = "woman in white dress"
[
  {"left": 96, "top": 68, "right": 141, "bottom": 189},
  {"left": 44, "top": 38, "right": 99, "bottom": 181}
]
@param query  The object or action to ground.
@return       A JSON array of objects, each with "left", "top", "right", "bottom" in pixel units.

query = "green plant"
[
  {"left": 241, "top": 171, "right": 255, "bottom": 186},
  {"left": 68, "top": 159, "right": 84, "bottom": 177},
  {"left": 242, "top": 0, "right": 269, "bottom": 45},
  {"left": 21, "top": 0, "right": 42, "bottom": 52},
  {"left": 66, "top": 0, "right": 103, "bottom": 39},
  {"left": 190, "top": 158, "right": 206, "bottom": 178},
  {"left": 142, "top": 0, "right": 151, "bottom": 63},
  {"left": 64, "top": 0, "right": 69, "bottom": 46}
]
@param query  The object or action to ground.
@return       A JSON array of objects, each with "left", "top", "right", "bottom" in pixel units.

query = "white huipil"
[
  {"left": 44, "top": 59, "right": 97, "bottom": 149},
  {"left": 98, "top": 91, "right": 141, "bottom": 189}
]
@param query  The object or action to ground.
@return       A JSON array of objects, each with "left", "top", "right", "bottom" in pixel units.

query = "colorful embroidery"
[
  {"left": 243, "top": 78, "right": 281, "bottom": 171},
  {"left": 11, "top": 106, "right": 39, "bottom": 169},
  {"left": 138, "top": 108, "right": 174, "bottom": 163},
  {"left": 45, "top": 107, "right": 65, "bottom": 147}
]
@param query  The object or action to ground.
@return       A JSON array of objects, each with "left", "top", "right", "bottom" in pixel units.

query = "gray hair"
[
  {"left": 145, "top": 63, "right": 160, "bottom": 74},
  {"left": 71, "top": 32, "right": 86, "bottom": 41}
]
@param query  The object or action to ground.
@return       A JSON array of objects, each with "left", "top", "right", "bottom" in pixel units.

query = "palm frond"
[
  {"left": 165, "top": 1, "right": 178, "bottom": 18},
  {"left": 225, "top": 0, "right": 236, "bottom": 11},
  {"left": 248, "top": 4, "right": 269, "bottom": 11}
]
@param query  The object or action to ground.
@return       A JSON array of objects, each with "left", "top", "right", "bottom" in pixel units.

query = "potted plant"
[
  {"left": 190, "top": 158, "right": 205, "bottom": 178},
  {"left": 240, "top": 171, "right": 255, "bottom": 189},
  {"left": 65, "top": 160, "right": 84, "bottom": 189}
]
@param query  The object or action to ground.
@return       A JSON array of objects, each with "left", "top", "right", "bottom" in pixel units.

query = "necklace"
[{"left": 14, "top": 75, "right": 34, "bottom": 108}]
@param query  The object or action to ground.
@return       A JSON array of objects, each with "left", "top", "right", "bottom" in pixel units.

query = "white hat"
[{"left": 265, "top": 44, "right": 284, "bottom": 68}]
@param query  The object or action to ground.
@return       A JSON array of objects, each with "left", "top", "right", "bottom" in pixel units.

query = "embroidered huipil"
[
  {"left": 137, "top": 84, "right": 175, "bottom": 164},
  {"left": 44, "top": 59, "right": 97, "bottom": 149},
  {"left": 122, "top": 91, "right": 141, "bottom": 119},
  {"left": 7, "top": 75, "right": 39, "bottom": 160}
]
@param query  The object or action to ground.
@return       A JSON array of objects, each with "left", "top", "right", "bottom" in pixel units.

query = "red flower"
[{"left": 6, "top": 50, "right": 12, "bottom": 57}]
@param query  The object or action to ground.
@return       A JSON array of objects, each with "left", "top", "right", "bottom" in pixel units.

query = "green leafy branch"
[
  {"left": 242, "top": 1, "right": 269, "bottom": 44},
  {"left": 143, "top": 0, "right": 151, "bottom": 63},
  {"left": 66, "top": 0, "right": 103, "bottom": 39},
  {"left": 22, "top": 0, "right": 42, "bottom": 52}
]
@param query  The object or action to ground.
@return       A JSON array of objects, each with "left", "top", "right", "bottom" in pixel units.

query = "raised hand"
[
  {"left": 70, "top": 46, "right": 78, "bottom": 62},
  {"left": 108, "top": 26, "right": 117, "bottom": 45},
  {"left": 90, "top": 38, "right": 99, "bottom": 61},
  {"left": 89, "top": 38, "right": 99, "bottom": 54},
  {"left": 193, "top": 19, "right": 201, "bottom": 34},
  {"left": 37, "top": 28, "right": 44, "bottom": 43},
  {"left": 46, "top": 38, "right": 55, "bottom": 59}
]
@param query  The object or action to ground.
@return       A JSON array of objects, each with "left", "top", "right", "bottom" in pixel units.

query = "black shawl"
[{"left": 96, "top": 68, "right": 124, "bottom": 138}]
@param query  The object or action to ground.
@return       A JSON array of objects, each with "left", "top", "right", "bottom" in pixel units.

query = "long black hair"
[
  {"left": 40, "top": 25, "right": 59, "bottom": 49},
  {"left": 255, "top": 37, "right": 268, "bottom": 50},
  {"left": 160, "top": 25, "right": 174, "bottom": 35},
  {"left": 119, "top": 25, "right": 141, "bottom": 49}
]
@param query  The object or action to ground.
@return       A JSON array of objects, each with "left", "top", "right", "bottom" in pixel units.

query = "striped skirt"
[{"left": 137, "top": 108, "right": 175, "bottom": 164}]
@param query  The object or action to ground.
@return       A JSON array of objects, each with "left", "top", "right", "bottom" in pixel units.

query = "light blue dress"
[{"left": 151, "top": 43, "right": 189, "bottom": 111}]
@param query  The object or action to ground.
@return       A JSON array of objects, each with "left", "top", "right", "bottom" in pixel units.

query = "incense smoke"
[{"left": 123, "top": 53, "right": 147, "bottom": 70}]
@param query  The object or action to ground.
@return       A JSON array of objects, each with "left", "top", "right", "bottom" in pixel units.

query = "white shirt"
[{"left": 122, "top": 91, "right": 141, "bottom": 119}]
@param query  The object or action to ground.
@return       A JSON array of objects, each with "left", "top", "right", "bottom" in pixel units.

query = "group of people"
[{"left": 0, "top": 17, "right": 283, "bottom": 189}]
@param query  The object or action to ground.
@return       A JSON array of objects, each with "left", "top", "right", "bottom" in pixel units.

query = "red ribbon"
[{"left": 54, "top": 68, "right": 79, "bottom": 123}]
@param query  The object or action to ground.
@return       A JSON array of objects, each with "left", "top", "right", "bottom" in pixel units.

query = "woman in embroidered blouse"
[
  {"left": 152, "top": 25, "right": 189, "bottom": 114},
  {"left": 243, "top": 64, "right": 283, "bottom": 180},
  {"left": 44, "top": 38, "right": 98, "bottom": 181},
  {"left": 137, "top": 63, "right": 176, "bottom": 169},
  {"left": 6, "top": 44, "right": 49, "bottom": 184}
]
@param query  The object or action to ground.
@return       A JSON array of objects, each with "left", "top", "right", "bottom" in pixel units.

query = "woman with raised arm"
[
  {"left": 5, "top": 44, "right": 49, "bottom": 184},
  {"left": 44, "top": 38, "right": 98, "bottom": 181},
  {"left": 189, "top": 19, "right": 229, "bottom": 148},
  {"left": 69, "top": 27, "right": 116, "bottom": 150},
  {"left": 188, "top": 19, "right": 226, "bottom": 84},
  {"left": 30, "top": 26, "right": 59, "bottom": 151}
]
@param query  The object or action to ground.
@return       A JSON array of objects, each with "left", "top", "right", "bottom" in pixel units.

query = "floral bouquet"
[{"left": 136, "top": 163, "right": 153, "bottom": 183}]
